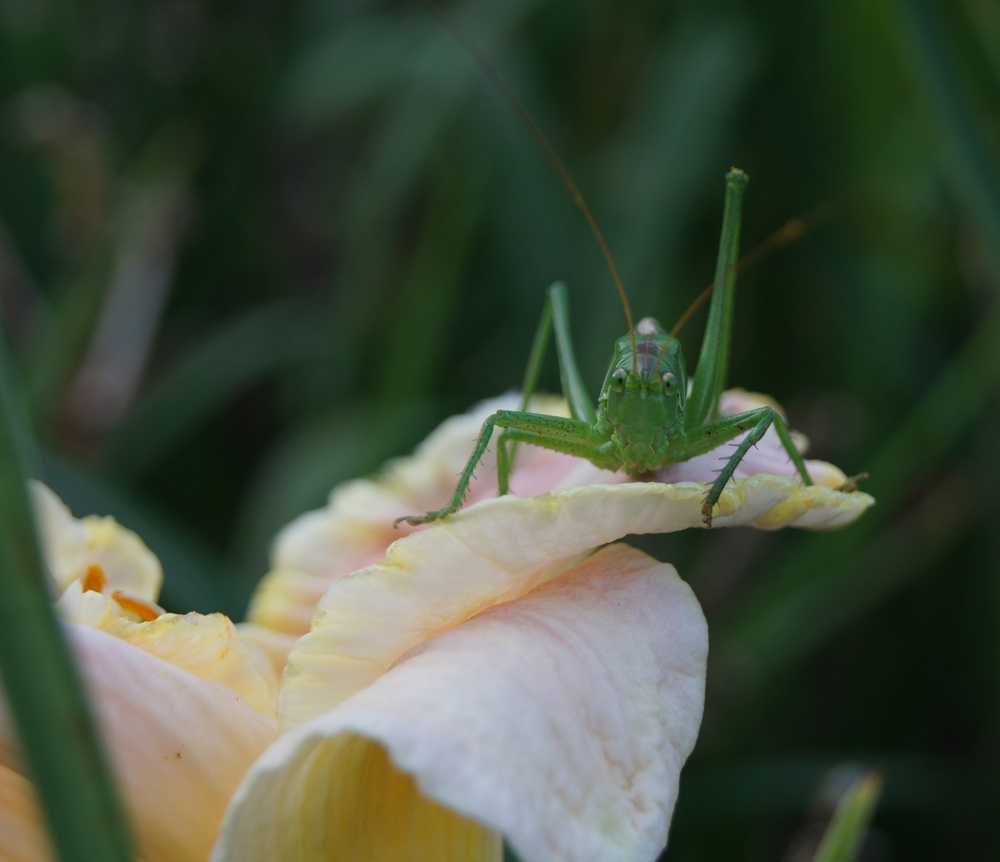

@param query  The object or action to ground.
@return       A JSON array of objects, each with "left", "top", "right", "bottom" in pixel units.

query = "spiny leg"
[
  {"left": 687, "top": 406, "right": 813, "bottom": 526},
  {"left": 496, "top": 425, "right": 621, "bottom": 496},
  {"left": 835, "top": 472, "right": 869, "bottom": 493},
  {"left": 395, "top": 409, "right": 614, "bottom": 526}
]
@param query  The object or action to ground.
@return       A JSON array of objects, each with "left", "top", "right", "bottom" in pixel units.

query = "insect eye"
[
  {"left": 662, "top": 372, "right": 677, "bottom": 392},
  {"left": 612, "top": 368, "right": 627, "bottom": 388}
]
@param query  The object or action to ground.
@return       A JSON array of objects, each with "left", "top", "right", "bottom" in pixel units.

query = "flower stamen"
[
  {"left": 111, "top": 590, "right": 162, "bottom": 622},
  {"left": 82, "top": 563, "right": 108, "bottom": 593}
]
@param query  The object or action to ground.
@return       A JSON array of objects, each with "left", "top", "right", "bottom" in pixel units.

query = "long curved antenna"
[
  {"left": 653, "top": 199, "right": 836, "bottom": 370},
  {"left": 425, "top": 1, "right": 638, "bottom": 372},
  {"left": 670, "top": 198, "right": 838, "bottom": 340}
]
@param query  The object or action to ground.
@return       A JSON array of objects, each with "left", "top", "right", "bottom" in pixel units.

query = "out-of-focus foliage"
[{"left": 0, "top": 0, "right": 997, "bottom": 858}]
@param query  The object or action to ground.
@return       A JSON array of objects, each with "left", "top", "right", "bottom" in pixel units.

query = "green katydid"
[
  {"left": 398, "top": 168, "right": 815, "bottom": 528},
  {"left": 397, "top": 8, "right": 818, "bottom": 528}
]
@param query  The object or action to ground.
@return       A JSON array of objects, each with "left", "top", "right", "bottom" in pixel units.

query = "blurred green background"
[{"left": 1, "top": 0, "right": 997, "bottom": 858}]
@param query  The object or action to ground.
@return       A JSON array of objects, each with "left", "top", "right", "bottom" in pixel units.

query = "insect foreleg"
[
  {"left": 396, "top": 409, "right": 612, "bottom": 527},
  {"left": 686, "top": 406, "right": 814, "bottom": 526},
  {"left": 496, "top": 427, "right": 619, "bottom": 493}
]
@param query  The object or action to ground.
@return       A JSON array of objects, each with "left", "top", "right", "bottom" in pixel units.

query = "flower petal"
[
  {"left": 50, "top": 581, "right": 279, "bottom": 716},
  {"left": 107, "top": 611, "right": 280, "bottom": 716},
  {"left": 29, "top": 481, "right": 87, "bottom": 594},
  {"left": 246, "top": 394, "right": 620, "bottom": 640},
  {"left": 0, "top": 624, "right": 278, "bottom": 862},
  {"left": 278, "top": 477, "right": 869, "bottom": 729},
  {"left": 30, "top": 482, "right": 162, "bottom": 601},
  {"left": 0, "top": 764, "right": 50, "bottom": 861},
  {"left": 214, "top": 543, "right": 707, "bottom": 862}
]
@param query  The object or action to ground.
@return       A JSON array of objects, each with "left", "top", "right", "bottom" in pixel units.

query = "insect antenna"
[
  {"left": 424, "top": 0, "right": 638, "bottom": 372},
  {"left": 654, "top": 198, "right": 837, "bottom": 370}
]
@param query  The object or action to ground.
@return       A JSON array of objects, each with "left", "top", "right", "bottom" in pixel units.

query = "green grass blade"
[
  {"left": 897, "top": 0, "right": 1000, "bottom": 269},
  {"left": 0, "top": 341, "right": 133, "bottom": 861},
  {"left": 811, "top": 769, "right": 884, "bottom": 862},
  {"left": 502, "top": 839, "right": 525, "bottom": 862}
]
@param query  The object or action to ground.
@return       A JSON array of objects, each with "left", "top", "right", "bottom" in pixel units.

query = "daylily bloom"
[
  {"left": 245, "top": 391, "right": 869, "bottom": 650},
  {"left": 216, "top": 392, "right": 872, "bottom": 861},
  {"left": 0, "top": 484, "right": 279, "bottom": 862}
]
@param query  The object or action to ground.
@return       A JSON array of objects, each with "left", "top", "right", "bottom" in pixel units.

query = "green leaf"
[
  {"left": 0, "top": 339, "right": 133, "bottom": 862},
  {"left": 811, "top": 769, "right": 884, "bottom": 862}
]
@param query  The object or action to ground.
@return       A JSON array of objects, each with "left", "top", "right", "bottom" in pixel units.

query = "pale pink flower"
[
  {"left": 213, "top": 389, "right": 871, "bottom": 861},
  {"left": 216, "top": 488, "right": 712, "bottom": 862}
]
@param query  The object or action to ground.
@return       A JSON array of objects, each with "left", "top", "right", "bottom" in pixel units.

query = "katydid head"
[{"left": 600, "top": 317, "right": 686, "bottom": 429}]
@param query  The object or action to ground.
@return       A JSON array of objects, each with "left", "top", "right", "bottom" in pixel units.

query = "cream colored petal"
[
  {"left": 247, "top": 394, "right": 618, "bottom": 641},
  {"left": 30, "top": 481, "right": 162, "bottom": 600},
  {"left": 0, "top": 624, "right": 278, "bottom": 862},
  {"left": 79, "top": 514, "right": 162, "bottom": 600},
  {"left": 53, "top": 578, "right": 152, "bottom": 627},
  {"left": 245, "top": 562, "right": 331, "bottom": 637},
  {"left": 29, "top": 481, "right": 88, "bottom": 593},
  {"left": 236, "top": 622, "right": 301, "bottom": 683},
  {"left": 281, "top": 477, "right": 870, "bottom": 729},
  {"left": 50, "top": 585, "right": 279, "bottom": 716},
  {"left": 0, "top": 764, "right": 50, "bottom": 862},
  {"left": 717, "top": 387, "right": 787, "bottom": 417},
  {"left": 109, "top": 612, "right": 280, "bottom": 717},
  {"left": 214, "top": 544, "right": 707, "bottom": 862}
]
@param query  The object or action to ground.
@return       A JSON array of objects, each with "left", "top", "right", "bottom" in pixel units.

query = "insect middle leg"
[{"left": 396, "top": 409, "right": 616, "bottom": 526}]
